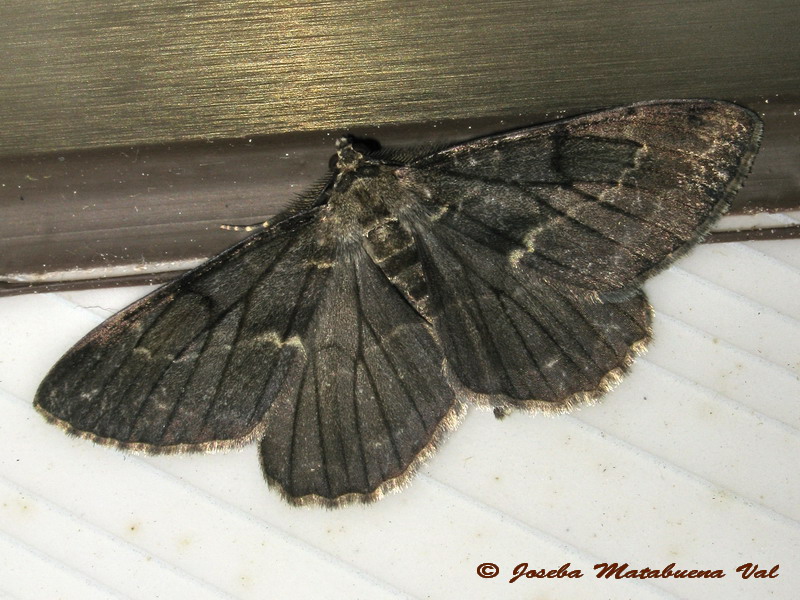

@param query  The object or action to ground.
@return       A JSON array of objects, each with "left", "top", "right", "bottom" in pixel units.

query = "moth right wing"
[
  {"left": 409, "top": 99, "right": 762, "bottom": 296},
  {"left": 401, "top": 207, "right": 652, "bottom": 409},
  {"left": 389, "top": 100, "right": 759, "bottom": 408}
]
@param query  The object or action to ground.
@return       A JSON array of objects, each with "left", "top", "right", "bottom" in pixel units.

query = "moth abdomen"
[{"left": 363, "top": 217, "right": 431, "bottom": 314}]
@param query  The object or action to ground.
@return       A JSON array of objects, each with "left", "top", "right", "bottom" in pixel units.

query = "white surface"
[{"left": 1, "top": 232, "right": 798, "bottom": 599}]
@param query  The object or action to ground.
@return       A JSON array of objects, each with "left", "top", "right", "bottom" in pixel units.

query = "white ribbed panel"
[{"left": 1, "top": 234, "right": 797, "bottom": 599}]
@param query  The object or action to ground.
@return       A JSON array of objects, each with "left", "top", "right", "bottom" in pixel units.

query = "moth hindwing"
[{"left": 35, "top": 100, "right": 762, "bottom": 506}]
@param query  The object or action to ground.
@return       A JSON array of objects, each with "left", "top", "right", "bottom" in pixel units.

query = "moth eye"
[
  {"left": 328, "top": 152, "right": 339, "bottom": 170},
  {"left": 351, "top": 137, "right": 382, "bottom": 156}
]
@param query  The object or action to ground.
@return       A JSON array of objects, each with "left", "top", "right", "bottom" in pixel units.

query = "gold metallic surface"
[{"left": 1, "top": 0, "right": 798, "bottom": 155}]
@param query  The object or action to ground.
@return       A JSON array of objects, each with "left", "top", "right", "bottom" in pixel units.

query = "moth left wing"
[
  {"left": 35, "top": 211, "right": 459, "bottom": 504},
  {"left": 34, "top": 215, "right": 328, "bottom": 451},
  {"left": 258, "top": 243, "right": 460, "bottom": 505}
]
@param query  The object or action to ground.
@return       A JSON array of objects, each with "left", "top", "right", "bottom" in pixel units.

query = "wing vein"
[
  {"left": 287, "top": 363, "right": 308, "bottom": 497},
  {"left": 356, "top": 258, "right": 429, "bottom": 430},
  {"left": 547, "top": 285, "right": 625, "bottom": 358},
  {"left": 311, "top": 353, "right": 332, "bottom": 497},
  {"left": 197, "top": 236, "right": 307, "bottom": 433},
  {"left": 153, "top": 327, "right": 215, "bottom": 439},
  {"left": 353, "top": 260, "right": 403, "bottom": 472},
  {"left": 552, "top": 182, "right": 686, "bottom": 241},
  {"left": 440, "top": 232, "right": 603, "bottom": 379},
  {"left": 436, "top": 208, "right": 612, "bottom": 289},
  {"left": 496, "top": 293, "right": 560, "bottom": 399},
  {"left": 351, "top": 350, "right": 370, "bottom": 492},
  {"left": 81, "top": 302, "right": 184, "bottom": 429}
]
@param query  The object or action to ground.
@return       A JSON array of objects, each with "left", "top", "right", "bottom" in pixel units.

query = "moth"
[{"left": 35, "top": 100, "right": 762, "bottom": 506}]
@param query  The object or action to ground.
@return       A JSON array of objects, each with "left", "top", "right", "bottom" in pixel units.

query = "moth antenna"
[{"left": 219, "top": 219, "right": 270, "bottom": 232}]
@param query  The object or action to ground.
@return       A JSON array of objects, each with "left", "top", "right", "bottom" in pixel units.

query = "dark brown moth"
[{"left": 35, "top": 100, "right": 762, "bottom": 506}]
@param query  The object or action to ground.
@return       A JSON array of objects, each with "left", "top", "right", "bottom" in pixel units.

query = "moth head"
[
  {"left": 330, "top": 135, "right": 384, "bottom": 192},
  {"left": 332, "top": 135, "right": 383, "bottom": 172},
  {"left": 334, "top": 136, "right": 364, "bottom": 174}
]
